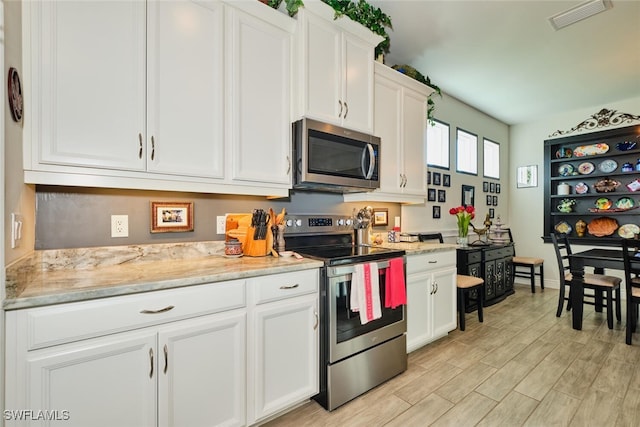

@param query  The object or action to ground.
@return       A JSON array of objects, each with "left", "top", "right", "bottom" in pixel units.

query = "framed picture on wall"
[
  {"left": 433, "top": 172, "right": 441, "bottom": 186},
  {"left": 493, "top": 196, "right": 498, "bottom": 206},
  {"left": 443, "top": 174, "right": 451, "bottom": 187},
  {"left": 483, "top": 181, "right": 489, "bottom": 192},
  {"left": 433, "top": 205, "right": 441, "bottom": 219},
  {"left": 428, "top": 188, "right": 436, "bottom": 201},
  {"left": 486, "top": 195, "right": 493, "bottom": 206},
  {"left": 489, "top": 182, "right": 496, "bottom": 193},
  {"left": 438, "top": 189, "right": 446, "bottom": 203},
  {"left": 496, "top": 183, "right": 501, "bottom": 194},
  {"left": 489, "top": 208, "right": 495, "bottom": 219},
  {"left": 427, "top": 171, "right": 431, "bottom": 185},
  {"left": 151, "top": 201, "right": 194, "bottom": 233}
]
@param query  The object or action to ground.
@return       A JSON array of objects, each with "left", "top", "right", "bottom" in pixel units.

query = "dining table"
[{"left": 568, "top": 247, "right": 633, "bottom": 330}]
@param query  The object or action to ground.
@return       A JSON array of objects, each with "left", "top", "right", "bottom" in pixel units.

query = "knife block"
[{"left": 243, "top": 225, "right": 274, "bottom": 257}]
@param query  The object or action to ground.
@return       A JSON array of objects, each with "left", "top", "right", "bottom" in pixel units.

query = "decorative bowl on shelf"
[
  {"left": 593, "top": 178, "right": 621, "bottom": 193},
  {"left": 557, "top": 198, "right": 576, "bottom": 213},
  {"left": 616, "top": 141, "right": 637, "bottom": 151},
  {"left": 587, "top": 217, "right": 619, "bottom": 237}
]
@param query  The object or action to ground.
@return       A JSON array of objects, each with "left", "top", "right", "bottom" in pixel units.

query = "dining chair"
[
  {"left": 456, "top": 274, "right": 484, "bottom": 331},
  {"left": 621, "top": 239, "right": 640, "bottom": 345},
  {"left": 506, "top": 228, "right": 544, "bottom": 293},
  {"left": 418, "top": 232, "right": 444, "bottom": 243},
  {"left": 551, "top": 233, "right": 621, "bottom": 328}
]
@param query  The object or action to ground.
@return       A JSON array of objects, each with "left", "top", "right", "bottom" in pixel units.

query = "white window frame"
[
  {"left": 456, "top": 128, "right": 478, "bottom": 175},
  {"left": 483, "top": 138, "right": 500, "bottom": 179},
  {"left": 426, "top": 120, "right": 450, "bottom": 169}
]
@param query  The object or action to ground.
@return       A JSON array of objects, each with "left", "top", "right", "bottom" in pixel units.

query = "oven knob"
[
  {"left": 345, "top": 219, "right": 352, "bottom": 226},
  {"left": 286, "top": 219, "right": 294, "bottom": 227},
  {"left": 295, "top": 219, "right": 303, "bottom": 227},
  {"left": 338, "top": 219, "right": 345, "bottom": 226}
]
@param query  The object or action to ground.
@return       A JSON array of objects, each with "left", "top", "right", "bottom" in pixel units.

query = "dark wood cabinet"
[
  {"left": 543, "top": 124, "right": 640, "bottom": 246},
  {"left": 457, "top": 244, "right": 515, "bottom": 311}
]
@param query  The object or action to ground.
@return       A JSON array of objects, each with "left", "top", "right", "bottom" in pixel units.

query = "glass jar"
[{"left": 224, "top": 238, "right": 243, "bottom": 257}]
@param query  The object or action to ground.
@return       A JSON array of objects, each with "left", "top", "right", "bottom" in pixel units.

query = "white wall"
[
  {"left": 509, "top": 96, "right": 640, "bottom": 288},
  {"left": 402, "top": 92, "right": 510, "bottom": 236}
]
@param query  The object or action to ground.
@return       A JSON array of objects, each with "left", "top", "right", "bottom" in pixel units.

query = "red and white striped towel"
[{"left": 350, "top": 262, "right": 382, "bottom": 324}]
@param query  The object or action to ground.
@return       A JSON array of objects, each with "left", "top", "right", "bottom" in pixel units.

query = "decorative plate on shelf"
[
  {"left": 615, "top": 197, "right": 635, "bottom": 210},
  {"left": 575, "top": 182, "right": 589, "bottom": 194},
  {"left": 595, "top": 197, "right": 613, "bottom": 210},
  {"left": 593, "top": 178, "right": 621, "bottom": 193},
  {"left": 578, "top": 162, "right": 595, "bottom": 175},
  {"left": 598, "top": 159, "right": 618, "bottom": 173},
  {"left": 616, "top": 141, "right": 637, "bottom": 151},
  {"left": 558, "top": 164, "right": 575, "bottom": 176},
  {"left": 618, "top": 224, "right": 640, "bottom": 238},
  {"left": 627, "top": 179, "right": 640, "bottom": 192},
  {"left": 573, "top": 143, "right": 609, "bottom": 157},
  {"left": 554, "top": 221, "right": 572, "bottom": 235},
  {"left": 587, "top": 217, "right": 619, "bottom": 237}
]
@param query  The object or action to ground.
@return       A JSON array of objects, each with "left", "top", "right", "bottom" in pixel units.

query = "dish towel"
[
  {"left": 350, "top": 262, "right": 382, "bottom": 324},
  {"left": 385, "top": 257, "right": 407, "bottom": 309}
]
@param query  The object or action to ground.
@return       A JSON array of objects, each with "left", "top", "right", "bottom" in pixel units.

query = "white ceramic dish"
[{"left": 279, "top": 251, "right": 294, "bottom": 258}]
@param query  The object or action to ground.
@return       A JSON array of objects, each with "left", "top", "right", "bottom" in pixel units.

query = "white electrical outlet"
[
  {"left": 111, "top": 215, "right": 129, "bottom": 238},
  {"left": 216, "top": 216, "right": 226, "bottom": 235},
  {"left": 11, "top": 213, "right": 23, "bottom": 249}
]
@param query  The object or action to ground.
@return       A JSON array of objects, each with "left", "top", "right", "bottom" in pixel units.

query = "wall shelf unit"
[{"left": 543, "top": 124, "right": 640, "bottom": 246}]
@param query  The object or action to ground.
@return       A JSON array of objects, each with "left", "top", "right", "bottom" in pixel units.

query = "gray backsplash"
[{"left": 35, "top": 186, "right": 401, "bottom": 250}]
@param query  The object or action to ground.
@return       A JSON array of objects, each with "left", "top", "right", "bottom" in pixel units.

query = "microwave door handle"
[{"left": 362, "top": 143, "right": 375, "bottom": 179}]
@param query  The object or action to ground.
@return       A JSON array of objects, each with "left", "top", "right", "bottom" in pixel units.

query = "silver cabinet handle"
[
  {"left": 279, "top": 284, "right": 299, "bottom": 290},
  {"left": 434, "top": 282, "right": 438, "bottom": 294},
  {"left": 163, "top": 344, "right": 168, "bottom": 375},
  {"left": 138, "top": 133, "right": 143, "bottom": 159},
  {"left": 286, "top": 155, "right": 291, "bottom": 175},
  {"left": 149, "top": 348, "right": 154, "bottom": 378},
  {"left": 343, "top": 101, "right": 349, "bottom": 119},
  {"left": 151, "top": 135, "right": 155, "bottom": 161},
  {"left": 313, "top": 310, "right": 318, "bottom": 330},
  {"left": 428, "top": 260, "right": 438, "bottom": 264},
  {"left": 338, "top": 100, "right": 343, "bottom": 118},
  {"left": 140, "top": 305, "right": 175, "bottom": 314}
]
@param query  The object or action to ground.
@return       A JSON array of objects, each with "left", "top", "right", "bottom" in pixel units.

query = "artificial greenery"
[
  {"left": 322, "top": 0, "right": 392, "bottom": 58},
  {"left": 392, "top": 64, "right": 442, "bottom": 125},
  {"left": 267, "top": 0, "right": 304, "bottom": 16}
]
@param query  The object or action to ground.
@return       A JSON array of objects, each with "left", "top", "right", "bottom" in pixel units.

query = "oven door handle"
[
  {"left": 328, "top": 257, "right": 404, "bottom": 277},
  {"left": 361, "top": 143, "right": 375, "bottom": 179}
]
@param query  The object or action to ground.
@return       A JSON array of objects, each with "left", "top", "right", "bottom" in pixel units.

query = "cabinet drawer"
[
  {"left": 22, "top": 280, "right": 246, "bottom": 350},
  {"left": 485, "top": 246, "right": 514, "bottom": 261},
  {"left": 407, "top": 250, "right": 456, "bottom": 274},
  {"left": 251, "top": 269, "right": 319, "bottom": 304}
]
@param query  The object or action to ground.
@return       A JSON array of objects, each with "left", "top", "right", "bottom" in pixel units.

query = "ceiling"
[{"left": 368, "top": 0, "right": 640, "bottom": 125}]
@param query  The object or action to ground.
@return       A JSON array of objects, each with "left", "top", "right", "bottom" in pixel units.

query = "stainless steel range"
[{"left": 283, "top": 214, "right": 407, "bottom": 411}]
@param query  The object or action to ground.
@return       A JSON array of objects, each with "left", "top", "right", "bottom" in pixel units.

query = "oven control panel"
[{"left": 284, "top": 214, "right": 353, "bottom": 234}]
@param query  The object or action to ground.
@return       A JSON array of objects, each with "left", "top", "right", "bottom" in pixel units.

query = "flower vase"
[{"left": 457, "top": 235, "right": 469, "bottom": 247}]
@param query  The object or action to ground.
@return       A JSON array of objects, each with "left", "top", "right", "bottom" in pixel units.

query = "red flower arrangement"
[{"left": 449, "top": 205, "right": 475, "bottom": 237}]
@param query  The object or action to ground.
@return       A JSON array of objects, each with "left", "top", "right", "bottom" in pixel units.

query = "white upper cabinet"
[
  {"left": 22, "top": 0, "right": 294, "bottom": 197},
  {"left": 294, "top": 1, "right": 383, "bottom": 133},
  {"left": 344, "top": 62, "right": 434, "bottom": 204}
]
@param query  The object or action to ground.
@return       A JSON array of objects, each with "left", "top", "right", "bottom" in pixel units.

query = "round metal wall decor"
[{"left": 8, "top": 67, "right": 23, "bottom": 123}]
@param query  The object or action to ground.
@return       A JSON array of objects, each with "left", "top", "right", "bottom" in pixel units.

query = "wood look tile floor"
[{"left": 264, "top": 284, "right": 640, "bottom": 427}]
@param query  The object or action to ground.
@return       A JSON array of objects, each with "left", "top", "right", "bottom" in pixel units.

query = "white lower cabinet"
[
  {"left": 406, "top": 251, "right": 457, "bottom": 352},
  {"left": 5, "top": 270, "right": 319, "bottom": 427},
  {"left": 247, "top": 270, "right": 319, "bottom": 425}
]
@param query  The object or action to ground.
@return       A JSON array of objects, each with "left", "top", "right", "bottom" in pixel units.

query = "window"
[
  {"left": 483, "top": 138, "right": 500, "bottom": 179},
  {"left": 456, "top": 128, "right": 477, "bottom": 175},
  {"left": 426, "top": 120, "right": 449, "bottom": 169}
]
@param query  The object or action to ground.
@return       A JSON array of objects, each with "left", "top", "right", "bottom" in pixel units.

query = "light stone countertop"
[
  {"left": 376, "top": 241, "right": 458, "bottom": 254},
  {"left": 4, "top": 241, "right": 323, "bottom": 310}
]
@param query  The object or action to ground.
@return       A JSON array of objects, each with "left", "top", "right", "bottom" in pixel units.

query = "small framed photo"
[
  {"left": 496, "top": 183, "right": 501, "bottom": 194},
  {"left": 489, "top": 208, "right": 495, "bottom": 219},
  {"left": 443, "top": 174, "right": 451, "bottom": 187},
  {"left": 433, "top": 172, "right": 441, "bottom": 186},
  {"left": 427, "top": 171, "right": 431, "bottom": 185},
  {"left": 486, "top": 195, "right": 493, "bottom": 206},
  {"left": 493, "top": 196, "right": 498, "bottom": 206},
  {"left": 433, "top": 205, "right": 441, "bottom": 219},
  {"left": 373, "top": 208, "right": 389, "bottom": 226},
  {"left": 428, "top": 188, "right": 437, "bottom": 202},
  {"left": 151, "top": 201, "right": 194, "bottom": 233},
  {"left": 489, "top": 182, "right": 496, "bottom": 193},
  {"left": 483, "top": 181, "right": 489, "bottom": 192},
  {"left": 438, "top": 189, "right": 446, "bottom": 203},
  {"left": 517, "top": 165, "right": 538, "bottom": 188}
]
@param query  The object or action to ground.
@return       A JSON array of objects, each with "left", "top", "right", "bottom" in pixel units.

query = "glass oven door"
[{"left": 326, "top": 257, "right": 406, "bottom": 363}]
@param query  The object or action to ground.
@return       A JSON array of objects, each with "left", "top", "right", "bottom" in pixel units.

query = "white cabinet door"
[
  {"left": 401, "top": 87, "right": 428, "bottom": 196},
  {"left": 146, "top": 0, "right": 225, "bottom": 179},
  {"left": 32, "top": 0, "right": 146, "bottom": 171},
  {"left": 431, "top": 267, "right": 458, "bottom": 339},
  {"left": 158, "top": 311, "right": 246, "bottom": 427},
  {"left": 27, "top": 331, "right": 157, "bottom": 427},
  {"left": 226, "top": 6, "right": 292, "bottom": 186},
  {"left": 372, "top": 72, "right": 403, "bottom": 193},
  {"left": 249, "top": 293, "right": 318, "bottom": 424},
  {"left": 341, "top": 33, "right": 376, "bottom": 133},
  {"left": 406, "top": 270, "right": 432, "bottom": 353}
]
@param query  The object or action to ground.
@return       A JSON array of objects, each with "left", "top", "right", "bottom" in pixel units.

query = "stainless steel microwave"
[{"left": 292, "top": 118, "right": 380, "bottom": 193}]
